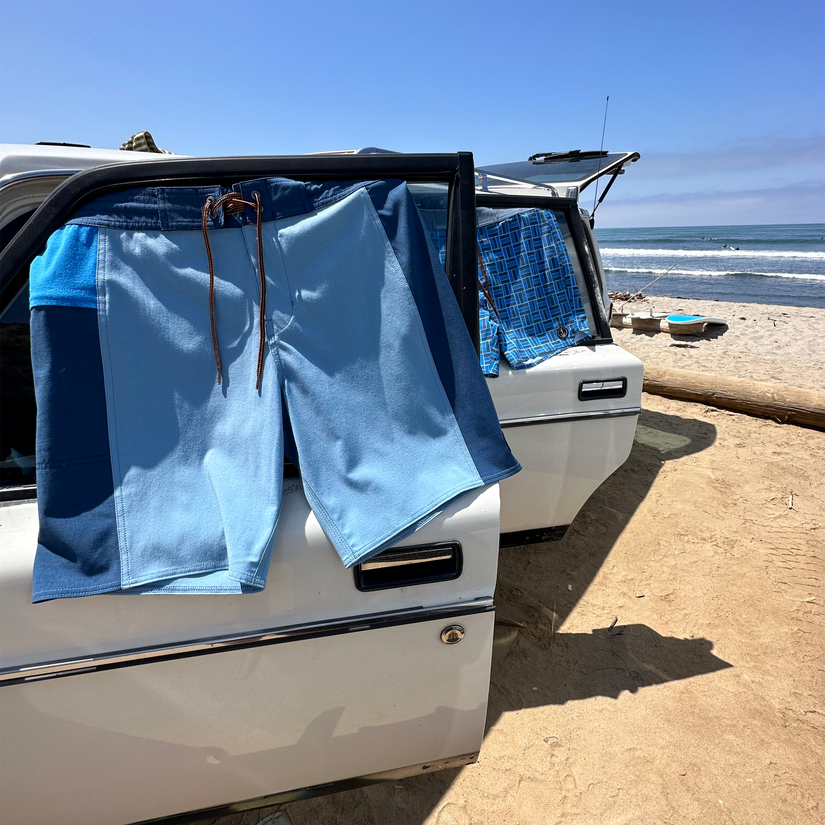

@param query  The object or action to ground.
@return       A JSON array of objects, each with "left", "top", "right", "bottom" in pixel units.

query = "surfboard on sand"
[
  {"left": 664, "top": 314, "right": 728, "bottom": 334},
  {"left": 666, "top": 314, "right": 727, "bottom": 327},
  {"left": 610, "top": 312, "right": 728, "bottom": 335}
]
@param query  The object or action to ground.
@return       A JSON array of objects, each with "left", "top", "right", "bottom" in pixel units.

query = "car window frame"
[{"left": 0, "top": 153, "right": 480, "bottom": 502}]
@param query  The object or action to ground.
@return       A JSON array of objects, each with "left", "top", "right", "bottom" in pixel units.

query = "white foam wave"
[
  {"left": 605, "top": 266, "right": 825, "bottom": 282},
  {"left": 600, "top": 247, "right": 825, "bottom": 261}
]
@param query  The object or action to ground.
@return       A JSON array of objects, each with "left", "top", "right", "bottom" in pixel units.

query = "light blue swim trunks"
[{"left": 28, "top": 177, "right": 521, "bottom": 600}]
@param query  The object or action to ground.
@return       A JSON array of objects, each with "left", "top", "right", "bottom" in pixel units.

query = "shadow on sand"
[{"left": 213, "top": 407, "right": 729, "bottom": 825}]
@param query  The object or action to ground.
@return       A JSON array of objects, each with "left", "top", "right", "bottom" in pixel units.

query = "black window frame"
[{"left": 0, "top": 154, "right": 479, "bottom": 341}]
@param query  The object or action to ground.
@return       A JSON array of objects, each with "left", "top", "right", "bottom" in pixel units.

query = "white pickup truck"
[{"left": 0, "top": 143, "right": 642, "bottom": 825}]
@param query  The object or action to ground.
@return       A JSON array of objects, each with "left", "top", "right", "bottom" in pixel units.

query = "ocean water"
[{"left": 594, "top": 224, "right": 825, "bottom": 308}]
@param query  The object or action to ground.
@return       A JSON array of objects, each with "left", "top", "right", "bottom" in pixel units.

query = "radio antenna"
[{"left": 591, "top": 96, "right": 610, "bottom": 215}]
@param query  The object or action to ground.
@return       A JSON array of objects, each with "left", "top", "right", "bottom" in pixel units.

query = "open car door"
[
  {"left": 473, "top": 191, "right": 643, "bottom": 542},
  {"left": 0, "top": 153, "right": 502, "bottom": 825},
  {"left": 411, "top": 184, "right": 642, "bottom": 546}
]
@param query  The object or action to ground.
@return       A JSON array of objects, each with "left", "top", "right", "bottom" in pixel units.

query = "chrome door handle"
[{"left": 578, "top": 377, "right": 627, "bottom": 401}]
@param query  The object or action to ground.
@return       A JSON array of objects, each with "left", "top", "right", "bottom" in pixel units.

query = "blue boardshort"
[
  {"left": 29, "top": 177, "right": 520, "bottom": 601},
  {"left": 416, "top": 204, "right": 591, "bottom": 377},
  {"left": 476, "top": 207, "right": 591, "bottom": 377}
]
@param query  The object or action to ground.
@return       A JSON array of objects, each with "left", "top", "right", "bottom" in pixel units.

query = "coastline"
[
  {"left": 598, "top": 222, "right": 825, "bottom": 310},
  {"left": 608, "top": 295, "right": 824, "bottom": 389}
]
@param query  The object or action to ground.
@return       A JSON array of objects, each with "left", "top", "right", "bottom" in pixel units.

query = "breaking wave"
[
  {"left": 604, "top": 267, "right": 825, "bottom": 281},
  {"left": 600, "top": 247, "right": 825, "bottom": 261}
]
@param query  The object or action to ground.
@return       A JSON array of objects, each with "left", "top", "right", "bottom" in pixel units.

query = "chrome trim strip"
[
  {"left": 132, "top": 752, "right": 480, "bottom": 824},
  {"left": 0, "top": 598, "right": 494, "bottom": 686},
  {"left": 0, "top": 169, "right": 77, "bottom": 190},
  {"left": 499, "top": 406, "right": 641, "bottom": 428},
  {"left": 0, "top": 485, "right": 37, "bottom": 504}
]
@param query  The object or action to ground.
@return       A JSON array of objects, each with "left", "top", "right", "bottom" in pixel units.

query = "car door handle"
[
  {"left": 361, "top": 547, "right": 456, "bottom": 570},
  {"left": 355, "top": 542, "right": 463, "bottom": 591},
  {"left": 578, "top": 377, "right": 627, "bottom": 401}
]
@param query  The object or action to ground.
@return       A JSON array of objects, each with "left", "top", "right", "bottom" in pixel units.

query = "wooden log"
[
  {"left": 642, "top": 366, "right": 825, "bottom": 430},
  {"left": 628, "top": 316, "right": 665, "bottom": 333},
  {"left": 659, "top": 320, "right": 708, "bottom": 335}
]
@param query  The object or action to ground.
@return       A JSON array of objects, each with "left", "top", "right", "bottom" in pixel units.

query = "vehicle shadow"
[
  {"left": 249, "top": 407, "right": 727, "bottom": 825},
  {"left": 629, "top": 324, "right": 728, "bottom": 342},
  {"left": 495, "top": 405, "right": 718, "bottom": 632}
]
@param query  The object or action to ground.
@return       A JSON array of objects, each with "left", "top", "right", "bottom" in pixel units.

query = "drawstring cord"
[
  {"left": 476, "top": 243, "right": 500, "bottom": 317},
  {"left": 201, "top": 191, "right": 268, "bottom": 390}
]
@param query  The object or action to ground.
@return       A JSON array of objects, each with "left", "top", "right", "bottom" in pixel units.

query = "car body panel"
[
  {"left": 0, "top": 483, "right": 500, "bottom": 825},
  {"left": 1, "top": 611, "right": 494, "bottom": 825},
  {"left": 492, "top": 344, "right": 642, "bottom": 534},
  {"left": 0, "top": 485, "right": 499, "bottom": 669},
  {"left": 0, "top": 143, "right": 641, "bottom": 822},
  {"left": 0, "top": 144, "right": 170, "bottom": 183}
]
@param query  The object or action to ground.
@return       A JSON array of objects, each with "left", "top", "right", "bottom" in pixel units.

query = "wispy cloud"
[
  {"left": 593, "top": 136, "right": 825, "bottom": 226},
  {"left": 628, "top": 136, "right": 825, "bottom": 179},
  {"left": 596, "top": 181, "right": 825, "bottom": 228}
]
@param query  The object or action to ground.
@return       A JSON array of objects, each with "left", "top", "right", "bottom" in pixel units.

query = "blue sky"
[{"left": 3, "top": 0, "right": 823, "bottom": 227}]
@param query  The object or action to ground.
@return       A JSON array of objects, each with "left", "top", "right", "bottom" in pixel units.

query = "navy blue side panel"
[
  {"left": 68, "top": 186, "right": 222, "bottom": 231},
  {"left": 30, "top": 307, "right": 121, "bottom": 601},
  {"left": 66, "top": 178, "right": 366, "bottom": 231},
  {"left": 367, "top": 181, "right": 521, "bottom": 484}
]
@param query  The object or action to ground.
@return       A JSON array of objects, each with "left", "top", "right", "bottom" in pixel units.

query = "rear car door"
[
  {"left": 412, "top": 186, "right": 643, "bottom": 546},
  {"left": 475, "top": 192, "right": 643, "bottom": 543},
  {"left": 0, "top": 153, "right": 501, "bottom": 825}
]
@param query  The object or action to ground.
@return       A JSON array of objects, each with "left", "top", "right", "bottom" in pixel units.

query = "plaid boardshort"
[
  {"left": 415, "top": 204, "right": 591, "bottom": 377},
  {"left": 475, "top": 207, "right": 591, "bottom": 377}
]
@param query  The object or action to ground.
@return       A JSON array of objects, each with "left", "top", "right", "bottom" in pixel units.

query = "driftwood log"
[{"left": 642, "top": 366, "right": 825, "bottom": 430}]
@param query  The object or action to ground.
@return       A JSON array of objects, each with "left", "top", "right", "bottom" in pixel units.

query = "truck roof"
[{"left": 0, "top": 143, "right": 177, "bottom": 184}]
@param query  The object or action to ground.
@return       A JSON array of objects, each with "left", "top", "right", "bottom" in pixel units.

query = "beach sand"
[
  {"left": 206, "top": 301, "right": 824, "bottom": 825},
  {"left": 609, "top": 295, "right": 824, "bottom": 390}
]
